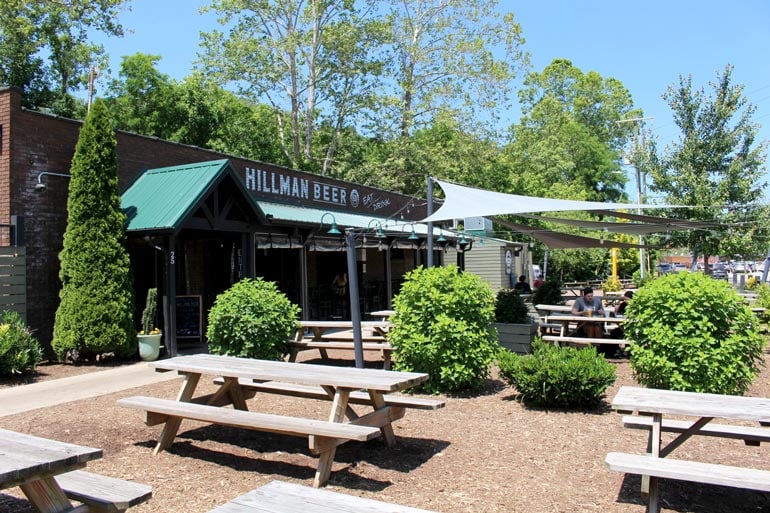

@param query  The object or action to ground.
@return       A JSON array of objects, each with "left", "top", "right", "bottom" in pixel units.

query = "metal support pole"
[
  {"left": 345, "top": 229, "right": 364, "bottom": 368},
  {"left": 426, "top": 177, "right": 434, "bottom": 268}
]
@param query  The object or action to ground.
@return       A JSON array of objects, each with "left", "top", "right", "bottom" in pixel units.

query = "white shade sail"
[{"left": 422, "top": 178, "right": 667, "bottom": 222}]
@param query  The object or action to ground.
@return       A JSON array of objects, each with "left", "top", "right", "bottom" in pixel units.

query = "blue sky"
[{"left": 93, "top": 1, "right": 770, "bottom": 190}]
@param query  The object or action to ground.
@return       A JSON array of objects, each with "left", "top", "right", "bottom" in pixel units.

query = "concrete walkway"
[{"left": 0, "top": 362, "right": 181, "bottom": 417}]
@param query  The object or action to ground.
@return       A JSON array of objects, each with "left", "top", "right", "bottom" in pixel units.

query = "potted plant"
[
  {"left": 493, "top": 288, "right": 537, "bottom": 354},
  {"left": 138, "top": 288, "right": 162, "bottom": 361}
]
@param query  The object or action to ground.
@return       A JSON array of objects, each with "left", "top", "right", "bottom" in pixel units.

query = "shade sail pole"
[
  {"left": 427, "top": 176, "right": 434, "bottom": 267},
  {"left": 345, "top": 229, "right": 364, "bottom": 368}
]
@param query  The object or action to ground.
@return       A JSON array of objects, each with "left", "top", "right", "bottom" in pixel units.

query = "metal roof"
[{"left": 122, "top": 159, "right": 245, "bottom": 232}]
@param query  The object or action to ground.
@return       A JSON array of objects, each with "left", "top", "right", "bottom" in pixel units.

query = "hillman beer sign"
[{"left": 244, "top": 166, "right": 409, "bottom": 217}]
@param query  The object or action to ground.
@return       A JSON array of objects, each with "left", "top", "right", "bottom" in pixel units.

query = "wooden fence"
[{"left": 0, "top": 247, "right": 26, "bottom": 320}]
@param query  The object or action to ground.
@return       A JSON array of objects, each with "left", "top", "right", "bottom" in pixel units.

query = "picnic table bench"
[
  {"left": 206, "top": 480, "right": 437, "bottom": 513},
  {"left": 119, "top": 354, "right": 440, "bottom": 487},
  {"left": 541, "top": 335, "right": 629, "bottom": 348},
  {"left": 0, "top": 428, "right": 151, "bottom": 513},
  {"left": 212, "top": 377, "right": 445, "bottom": 410}
]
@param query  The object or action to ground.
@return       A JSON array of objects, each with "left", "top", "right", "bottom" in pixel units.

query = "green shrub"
[
  {"left": 632, "top": 269, "right": 654, "bottom": 289},
  {"left": 0, "top": 311, "right": 44, "bottom": 377},
  {"left": 531, "top": 278, "right": 563, "bottom": 305},
  {"left": 754, "top": 283, "right": 770, "bottom": 310},
  {"left": 495, "top": 288, "right": 530, "bottom": 324},
  {"left": 388, "top": 265, "right": 498, "bottom": 393},
  {"left": 601, "top": 276, "right": 622, "bottom": 292},
  {"left": 625, "top": 272, "right": 765, "bottom": 394},
  {"left": 207, "top": 278, "right": 300, "bottom": 360},
  {"left": 497, "top": 339, "right": 616, "bottom": 408}
]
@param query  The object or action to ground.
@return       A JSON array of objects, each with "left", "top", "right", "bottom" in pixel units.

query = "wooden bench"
[
  {"left": 206, "top": 479, "right": 438, "bottom": 513},
  {"left": 542, "top": 335, "right": 628, "bottom": 347},
  {"left": 56, "top": 470, "right": 152, "bottom": 512},
  {"left": 118, "top": 395, "right": 381, "bottom": 448},
  {"left": 622, "top": 415, "right": 770, "bottom": 446},
  {"left": 288, "top": 339, "right": 394, "bottom": 369},
  {"left": 605, "top": 452, "right": 770, "bottom": 513},
  {"left": 212, "top": 377, "right": 445, "bottom": 411}
]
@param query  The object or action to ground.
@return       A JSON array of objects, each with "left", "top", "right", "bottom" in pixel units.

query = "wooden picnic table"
[
  {"left": 206, "top": 480, "right": 437, "bottom": 513},
  {"left": 0, "top": 429, "right": 152, "bottom": 513},
  {"left": 607, "top": 386, "right": 770, "bottom": 512},
  {"left": 291, "top": 320, "right": 392, "bottom": 367},
  {"left": 297, "top": 320, "right": 390, "bottom": 341},
  {"left": 544, "top": 313, "right": 621, "bottom": 337},
  {"left": 119, "top": 354, "right": 441, "bottom": 487},
  {"left": 0, "top": 429, "right": 102, "bottom": 513},
  {"left": 370, "top": 309, "right": 396, "bottom": 320}
]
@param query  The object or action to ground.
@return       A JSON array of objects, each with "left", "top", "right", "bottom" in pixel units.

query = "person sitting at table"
[
  {"left": 609, "top": 290, "right": 633, "bottom": 340},
  {"left": 571, "top": 287, "right": 605, "bottom": 339},
  {"left": 513, "top": 274, "right": 532, "bottom": 293}
]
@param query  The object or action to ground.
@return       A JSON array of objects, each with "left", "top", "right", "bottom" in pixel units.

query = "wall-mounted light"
[
  {"left": 35, "top": 171, "right": 71, "bottom": 191},
  {"left": 320, "top": 212, "right": 341, "bottom": 235}
]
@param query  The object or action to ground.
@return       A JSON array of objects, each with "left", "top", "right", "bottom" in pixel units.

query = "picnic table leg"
[
  {"left": 207, "top": 376, "right": 249, "bottom": 410},
  {"left": 646, "top": 476, "right": 660, "bottom": 513},
  {"left": 20, "top": 476, "right": 77, "bottom": 513},
  {"left": 641, "top": 413, "right": 662, "bottom": 498},
  {"left": 154, "top": 372, "right": 201, "bottom": 455},
  {"left": 369, "top": 391, "right": 396, "bottom": 447},
  {"left": 313, "top": 388, "right": 351, "bottom": 487}
]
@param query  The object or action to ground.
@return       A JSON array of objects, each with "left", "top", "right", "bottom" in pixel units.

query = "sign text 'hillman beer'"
[{"left": 245, "top": 166, "right": 391, "bottom": 212}]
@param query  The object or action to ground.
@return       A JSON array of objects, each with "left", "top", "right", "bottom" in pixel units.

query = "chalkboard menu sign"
[{"left": 176, "top": 295, "right": 202, "bottom": 339}]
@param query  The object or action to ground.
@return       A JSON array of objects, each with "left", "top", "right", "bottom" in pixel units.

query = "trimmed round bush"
[
  {"left": 207, "top": 278, "right": 300, "bottom": 360},
  {"left": 497, "top": 339, "right": 616, "bottom": 408},
  {"left": 0, "top": 311, "right": 44, "bottom": 377},
  {"left": 495, "top": 288, "right": 529, "bottom": 323},
  {"left": 388, "top": 265, "right": 498, "bottom": 393},
  {"left": 531, "top": 278, "right": 563, "bottom": 305},
  {"left": 625, "top": 272, "right": 765, "bottom": 394}
]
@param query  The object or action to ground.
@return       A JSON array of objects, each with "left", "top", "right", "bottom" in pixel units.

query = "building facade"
[{"left": 0, "top": 87, "right": 526, "bottom": 355}]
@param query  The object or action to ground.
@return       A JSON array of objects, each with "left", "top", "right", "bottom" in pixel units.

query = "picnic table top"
[
  {"left": 150, "top": 353, "right": 427, "bottom": 392},
  {"left": 300, "top": 320, "right": 390, "bottom": 328},
  {"left": 0, "top": 428, "right": 102, "bottom": 488},
  {"left": 611, "top": 385, "right": 770, "bottom": 421}
]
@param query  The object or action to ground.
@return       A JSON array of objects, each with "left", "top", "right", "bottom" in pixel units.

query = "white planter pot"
[{"left": 138, "top": 333, "right": 162, "bottom": 361}]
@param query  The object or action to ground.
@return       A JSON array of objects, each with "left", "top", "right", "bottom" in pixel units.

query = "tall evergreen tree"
[{"left": 52, "top": 98, "right": 135, "bottom": 361}]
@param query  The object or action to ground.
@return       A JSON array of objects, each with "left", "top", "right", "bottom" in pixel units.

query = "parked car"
[
  {"left": 657, "top": 263, "right": 673, "bottom": 275},
  {"left": 712, "top": 263, "right": 728, "bottom": 280}
]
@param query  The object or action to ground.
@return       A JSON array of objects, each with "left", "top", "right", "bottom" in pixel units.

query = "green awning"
[{"left": 122, "top": 159, "right": 264, "bottom": 233}]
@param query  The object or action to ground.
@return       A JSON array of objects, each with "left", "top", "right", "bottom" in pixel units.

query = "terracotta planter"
[
  {"left": 492, "top": 322, "right": 538, "bottom": 354},
  {"left": 138, "top": 333, "right": 162, "bottom": 361}
]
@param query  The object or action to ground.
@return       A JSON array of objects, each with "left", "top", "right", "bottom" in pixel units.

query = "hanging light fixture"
[{"left": 320, "top": 212, "right": 341, "bottom": 235}]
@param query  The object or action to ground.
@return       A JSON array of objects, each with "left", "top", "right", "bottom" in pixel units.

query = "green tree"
[
  {"left": 0, "top": 0, "right": 127, "bottom": 115},
  {"left": 644, "top": 65, "right": 770, "bottom": 269},
  {"left": 199, "top": 0, "right": 386, "bottom": 172},
  {"left": 52, "top": 99, "right": 135, "bottom": 362},
  {"left": 105, "top": 53, "right": 176, "bottom": 138},
  {"left": 506, "top": 59, "right": 638, "bottom": 202},
  {"left": 379, "top": 0, "right": 528, "bottom": 138}
]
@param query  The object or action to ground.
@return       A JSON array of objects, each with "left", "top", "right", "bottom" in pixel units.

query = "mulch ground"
[{"left": 2, "top": 350, "right": 770, "bottom": 513}]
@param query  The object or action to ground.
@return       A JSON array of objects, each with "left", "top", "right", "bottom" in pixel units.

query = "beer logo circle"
[{"left": 350, "top": 189, "right": 360, "bottom": 208}]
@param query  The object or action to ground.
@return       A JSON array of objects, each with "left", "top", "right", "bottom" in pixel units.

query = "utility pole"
[
  {"left": 616, "top": 116, "right": 654, "bottom": 279},
  {"left": 87, "top": 66, "right": 99, "bottom": 113}
]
